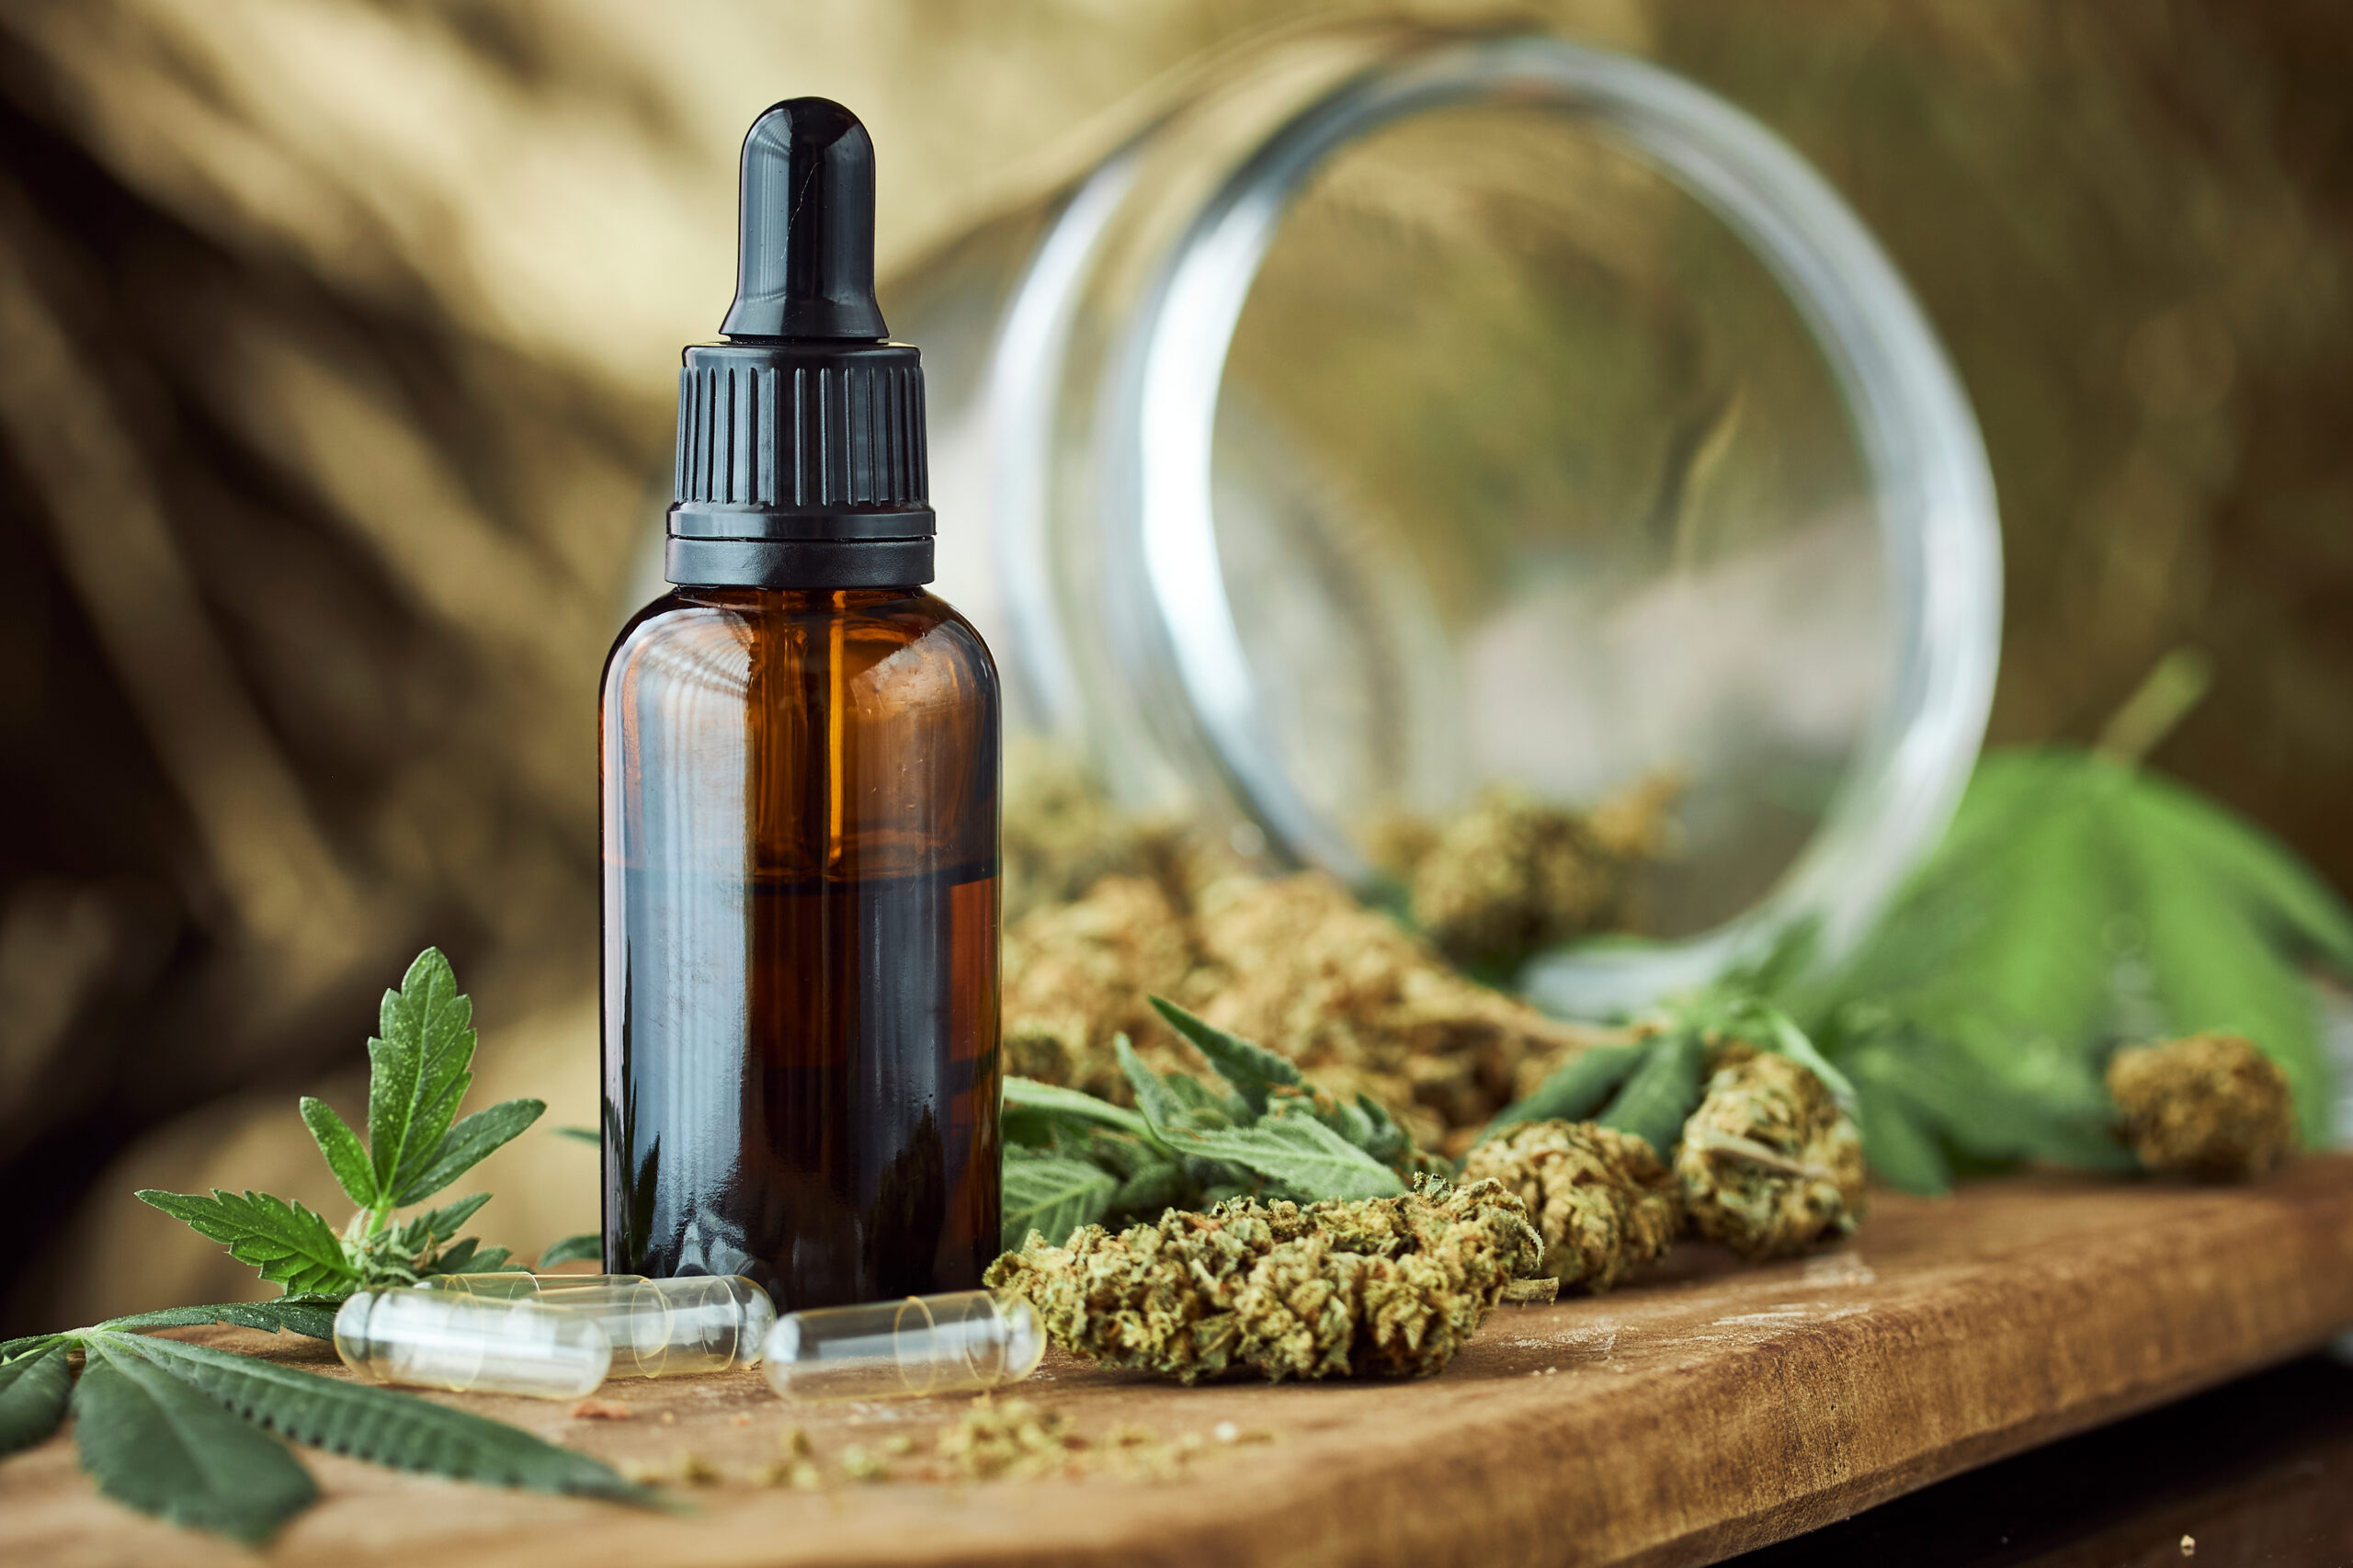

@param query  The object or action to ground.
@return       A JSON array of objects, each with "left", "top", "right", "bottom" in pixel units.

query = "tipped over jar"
[{"left": 889, "top": 22, "right": 2000, "bottom": 1016}]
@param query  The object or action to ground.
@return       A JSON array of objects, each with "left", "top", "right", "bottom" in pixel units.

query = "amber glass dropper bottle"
[{"left": 600, "top": 98, "right": 1000, "bottom": 1308}]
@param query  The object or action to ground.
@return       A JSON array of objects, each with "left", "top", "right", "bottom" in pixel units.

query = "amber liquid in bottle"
[{"left": 600, "top": 585, "right": 1000, "bottom": 1308}]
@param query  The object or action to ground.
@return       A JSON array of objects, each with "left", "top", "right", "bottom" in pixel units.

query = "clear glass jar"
[{"left": 893, "top": 22, "right": 1999, "bottom": 1014}]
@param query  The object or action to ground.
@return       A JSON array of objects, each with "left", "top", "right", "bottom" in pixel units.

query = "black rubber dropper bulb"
[
  {"left": 720, "top": 97, "right": 888, "bottom": 342},
  {"left": 665, "top": 97, "right": 934, "bottom": 590}
]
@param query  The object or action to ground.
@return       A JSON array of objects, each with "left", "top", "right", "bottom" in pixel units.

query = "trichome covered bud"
[
  {"left": 1184, "top": 873, "right": 1603, "bottom": 1151},
  {"left": 1001, "top": 875, "right": 1192, "bottom": 1091},
  {"left": 983, "top": 1179, "right": 1540, "bottom": 1383},
  {"left": 1404, "top": 777, "right": 1675, "bottom": 972},
  {"left": 1676, "top": 1051, "right": 1865, "bottom": 1261},
  {"left": 2108, "top": 1031, "right": 2295, "bottom": 1181},
  {"left": 1000, "top": 742, "right": 1159, "bottom": 924},
  {"left": 1460, "top": 1119, "right": 1680, "bottom": 1291}
]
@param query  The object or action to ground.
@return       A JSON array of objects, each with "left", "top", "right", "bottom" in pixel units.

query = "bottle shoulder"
[{"left": 602, "top": 588, "right": 997, "bottom": 704}]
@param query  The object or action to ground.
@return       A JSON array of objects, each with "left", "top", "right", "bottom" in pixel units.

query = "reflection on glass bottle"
[{"left": 603, "top": 587, "right": 1002, "bottom": 1309}]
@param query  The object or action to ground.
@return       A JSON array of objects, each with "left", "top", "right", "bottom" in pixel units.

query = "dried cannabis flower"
[
  {"left": 1409, "top": 786, "right": 1620, "bottom": 969},
  {"left": 1676, "top": 1051, "right": 1866, "bottom": 1261},
  {"left": 996, "top": 750, "right": 1621, "bottom": 1147},
  {"left": 1183, "top": 873, "right": 1605, "bottom": 1153},
  {"left": 2108, "top": 1032, "right": 2296, "bottom": 1181},
  {"left": 1001, "top": 741, "right": 1157, "bottom": 924},
  {"left": 983, "top": 1179, "right": 1541, "bottom": 1384},
  {"left": 1460, "top": 1120, "right": 1680, "bottom": 1291},
  {"left": 1400, "top": 777, "right": 1677, "bottom": 972},
  {"left": 1002, "top": 875, "right": 1193, "bottom": 1093}
]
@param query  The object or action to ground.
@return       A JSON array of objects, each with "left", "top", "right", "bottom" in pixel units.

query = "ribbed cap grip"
[{"left": 669, "top": 343, "right": 931, "bottom": 537}]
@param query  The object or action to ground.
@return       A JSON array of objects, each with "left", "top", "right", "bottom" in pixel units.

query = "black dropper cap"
[{"left": 666, "top": 98, "right": 933, "bottom": 590}]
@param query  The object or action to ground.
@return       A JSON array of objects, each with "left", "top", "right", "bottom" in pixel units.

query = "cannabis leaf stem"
[{"left": 6, "top": 946, "right": 614, "bottom": 1542}]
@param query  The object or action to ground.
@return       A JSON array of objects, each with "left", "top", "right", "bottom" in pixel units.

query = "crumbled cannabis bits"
[
  {"left": 2108, "top": 1032, "right": 2296, "bottom": 1181},
  {"left": 1460, "top": 1120, "right": 1680, "bottom": 1291},
  {"left": 1003, "top": 875, "right": 1193, "bottom": 1093},
  {"left": 1676, "top": 1051, "right": 1867, "bottom": 1261},
  {"left": 751, "top": 1426, "right": 823, "bottom": 1489},
  {"left": 984, "top": 1179, "right": 1541, "bottom": 1383},
  {"left": 837, "top": 1445, "right": 890, "bottom": 1483},
  {"left": 932, "top": 1398, "right": 1200, "bottom": 1483},
  {"left": 936, "top": 1397, "right": 1084, "bottom": 1481}
]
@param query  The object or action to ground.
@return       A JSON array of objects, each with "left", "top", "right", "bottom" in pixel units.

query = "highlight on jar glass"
[
  {"left": 332, "top": 1289, "right": 611, "bottom": 1400},
  {"left": 762, "top": 1290, "right": 1045, "bottom": 1402},
  {"left": 421, "top": 1273, "right": 777, "bottom": 1377}
]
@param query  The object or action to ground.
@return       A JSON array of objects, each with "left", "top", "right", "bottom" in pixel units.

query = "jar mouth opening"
[{"left": 1006, "top": 33, "right": 1999, "bottom": 1013}]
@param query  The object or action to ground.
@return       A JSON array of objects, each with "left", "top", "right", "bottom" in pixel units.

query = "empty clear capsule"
[
  {"left": 333, "top": 1289, "right": 610, "bottom": 1399},
  {"left": 423, "top": 1273, "right": 775, "bottom": 1376},
  {"left": 763, "top": 1290, "right": 1045, "bottom": 1401}
]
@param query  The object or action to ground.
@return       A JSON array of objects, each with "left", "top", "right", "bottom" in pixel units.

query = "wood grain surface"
[{"left": 9, "top": 1158, "right": 2353, "bottom": 1568}]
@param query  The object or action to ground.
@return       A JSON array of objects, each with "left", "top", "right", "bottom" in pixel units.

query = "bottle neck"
[
  {"left": 665, "top": 536, "right": 934, "bottom": 591},
  {"left": 671, "top": 585, "right": 930, "bottom": 611}
]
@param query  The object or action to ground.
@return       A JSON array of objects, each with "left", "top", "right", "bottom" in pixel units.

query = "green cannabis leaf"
[
  {"left": 132, "top": 1190, "right": 361, "bottom": 1296},
  {"left": 1483, "top": 1041, "right": 1645, "bottom": 1142},
  {"left": 1151, "top": 1112, "right": 1405, "bottom": 1202},
  {"left": 74, "top": 1339, "right": 319, "bottom": 1545},
  {"left": 1795, "top": 746, "right": 2353, "bottom": 1189},
  {"left": 109, "top": 1334, "right": 643, "bottom": 1503},
  {"left": 999, "top": 999, "right": 1438, "bottom": 1247},
  {"left": 1002, "top": 1149, "right": 1120, "bottom": 1251},
  {"left": 1004, "top": 1076, "right": 1154, "bottom": 1143},
  {"left": 139, "top": 948, "right": 542, "bottom": 1292},
  {"left": 1148, "top": 995, "right": 1305, "bottom": 1116},
  {"left": 1482, "top": 983, "right": 1848, "bottom": 1171},
  {"left": 301, "top": 1097, "right": 376, "bottom": 1208},
  {"left": 94, "top": 1299, "right": 346, "bottom": 1342},
  {"left": 0, "top": 1342, "right": 71, "bottom": 1459},
  {"left": 1595, "top": 1031, "right": 1707, "bottom": 1162},
  {"left": 1, "top": 946, "right": 640, "bottom": 1544},
  {"left": 368, "top": 949, "right": 479, "bottom": 1200},
  {"left": 538, "top": 1233, "right": 603, "bottom": 1267}
]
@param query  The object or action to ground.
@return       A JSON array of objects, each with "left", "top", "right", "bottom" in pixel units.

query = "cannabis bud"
[
  {"left": 1000, "top": 741, "right": 1159, "bottom": 924},
  {"left": 1396, "top": 778, "right": 1677, "bottom": 974},
  {"left": 1002, "top": 874, "right": 1192, "bottom": 1094},
  {"left": 2108, "top": 1032, "right": 2296, "bottom": 1181},
  {"left": 1676, "top": 1051, "right": 1866, "bottom": 1260},
  {"left": 983, "top": 1179, "right": 1541, "bottom": 1383},
  {"left": 1460, "top": 1120, "right": 1680, "bottom": 1291}
]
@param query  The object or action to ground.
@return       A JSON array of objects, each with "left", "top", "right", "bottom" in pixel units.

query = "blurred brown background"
[{"left": 1, "top": 0, "right": 2347, "bottom": 1334}]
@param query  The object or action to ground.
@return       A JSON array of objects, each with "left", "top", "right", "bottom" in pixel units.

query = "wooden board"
[{"left": 9, "top": 1158, "right": 2353, "bottom": 1568}]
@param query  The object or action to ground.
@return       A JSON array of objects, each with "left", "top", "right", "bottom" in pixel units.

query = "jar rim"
[{"left": 1008, "top": 31, "right": 2000, "bottom": 1012}]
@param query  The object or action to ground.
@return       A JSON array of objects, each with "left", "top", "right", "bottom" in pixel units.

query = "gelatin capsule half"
[
  {"left": 334, "top": 1290, "right": 610, "bottom": 1399},
  {"left": 763, "top": 1290, "right": 1044, "bottom": 1401}
]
